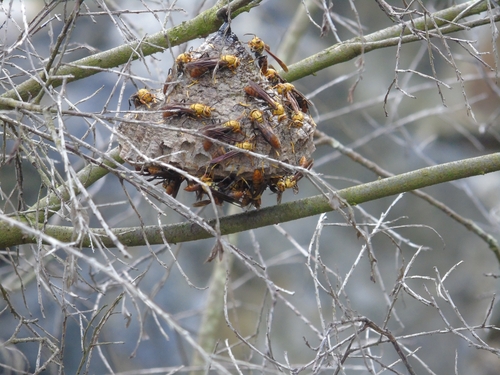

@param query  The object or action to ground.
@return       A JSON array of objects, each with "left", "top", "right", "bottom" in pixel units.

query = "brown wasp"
[
  {"left": 142, "top": 165, "right": 179, "bottom": 181},
  {"left": 201, "top": 120, "right": 243, "bottom": 151},
  {"left": 209, "top": 138, "right": 256, "bottom": 165},
  {"left": 234, "top": 140, "right": 256, "bottom": 151},
  {"left": 290, "top": 111, "right": 305, "bottom": 128},
  {"left": 271, "top": 156, "right": 313, "bottom": 204},
  {"left": 274, "top": 86, "right": 305, "bottom": 128},
  {"left": 138, "top": 165, "right": 184, "bottom": 198},
  {"left": 247, "top": 34, "right": 288, "bottom": 72},
  {"left": 275, "top": 82, "right": 311, "bottom": 113},
  {"left": 184, "top": 174, "right": 214, "bottom": 202},
  {"left": 186, "top": 175, "right": 243, "bottom": 208},
  {"left": 225, "top": 183, "right": 247, "bottom": 202},
  {"left": 162, "top": 103, "right": 213, "bottom": 119},
  {"left": 176, "top": 51, "right": 193, "bottom": 70},
  {"left": 162, "top": 176, "right": 184, "bottom": 198},
  {"left": 129, "top": 88, "right": 157, "bottom": 109},
  {"left": 244, "top": 80, "right": 286, "bottom": 121},
  {"left": 257, "top": 55, "right": 286, "bottom": 85},
  {"left": 239, "top": 188, "right": 254, "bottom": 208},
  {"left": 184, "top": 54, "right": 240, "bottom": 78},
  {"left": 248, "top": 109, "right": 281, "bottom": 150},
  {"left": 219, "top": 55, "right": 240, "bottom": 71},
  {"left": 251, "top": 168, "right": 267, "bottom": 203}
]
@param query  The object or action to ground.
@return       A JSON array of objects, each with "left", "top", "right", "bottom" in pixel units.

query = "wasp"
[
  {"left": 279, "top": 156, "right": 313, "bottom": 191},
  {"left": 257, "top": 55, "right": 286, "bottom": 85},
  {"left": 271, "top": 156, "right": 313, "bottom": 203},
  {"left": 290, "top": 111, "right": 305, "bottom": 128},
  {"left": 142, "top": 165, "right": 179, "bottom": 181},
  {"left": 215, "top": 177, "right": 252, "bottom": 207},
  {"left": 201, "top": 121, "right": 243, "bottom": 151},
  {"left": 275, "top": 82, "right": 311, "bottom": 113},
  {"left": 249, "top": 109, "right": 281, "bottom": 149},
  {"left": 244, "top": 80, "right": 286, "bottom": 121},
  {"left": 144, "top": 164, "right": 164, "bottom": 176},
  {"left": 176, "top": 51, "right": 193, "bottom": 70},
  {"left": 184, "top": 57, "right": 215, "bottom": 78},
  {"left": 162, "top": 176, "right": 184, "bottom": 198},
  {"left": 162, "top": 103, "right": 213, "bottom": 119},
  {"left": 239, "top": 188, "right": 253, "bottom": 208},
  {"left": 187, "top": 175, "right": 243, "bottom": 208},
  {"left": 209, "top": 138, "right": 256, "bottom": 165},
  {"left": 184, "top": 54, "right": 240, "bottom": 78},
  {"left": 251, "top": 168, "right": 267, "bottom": 202},
  {"left": 193, "top": 190, "right": 243, "bottom": 207},
  {"left": 235, "top": 140, "right": 256, "bottom": 151},
  {"left": 139, "top": 165, "right": 184, "bottom": 198},
  {"left": 257, "top": 55, "right": 269, "bottom": 76},
  {"left": 184, "top": 174, "right": 215, "bottom": 201},
  {"left": 219, "top": 55, "right": 240, "bottom": 71},
  {"left": 277, "top": 88, "right": 305, "bottom": 128},
  {"left": 247, "top": 35, "right": 289, "bottom": 72},
  {"left": 276, "top": 175, "right": 299, "bottom": 195},
  {"left": 129, "top": 88, "right": 157, "bottom": 109},
  {"left": 225, "top": 185, "right": 246, "bottom": 201},
  {"left": 222, "top": 120, "right": 242, "bottom": 133}
]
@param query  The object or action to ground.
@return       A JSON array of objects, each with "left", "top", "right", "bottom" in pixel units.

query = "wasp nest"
[{"left": 118, "top": 23, "right": 315, "bottom": 208}]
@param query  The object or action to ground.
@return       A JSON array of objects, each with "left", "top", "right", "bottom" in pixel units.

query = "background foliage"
[{"left": 1, "top": 1, "right": 500, "bottom": 374}]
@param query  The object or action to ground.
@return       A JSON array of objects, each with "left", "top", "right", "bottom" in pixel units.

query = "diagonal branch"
[
  {"left": 282, "top": 0, "right": 498, "bottom": 82},
  {"left": 0, "top": 0, "right": 261, "bottom": 108}
]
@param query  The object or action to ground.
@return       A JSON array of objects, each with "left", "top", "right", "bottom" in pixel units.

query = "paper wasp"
[
  {"left": 176, "top": 51, "right": 193, "bottom": 70},
  {"left": 129, "top": 88, "right": 158, "bottom": 109},
  {"left": 184, "top": 174, "right": 214, "bottom": 201},
  {"left": 162, "top": 103, "right": 213, "bottom": 119},
  {"left": 244, "top": 80, "right": 286, "bottom": 121},
  {"left": 274, "top": 85, "right": 305, "bottom": 128},
  {"left": 215, "top": 177, "right": 253, "bottom": 208},
  {"left": 235, "top": 140, "right": 256, "bottom": 151},
  {"left": 186, "top": 174, "right": 235, "bottom": 207},
  {"left": 138, "top": 165, "right": 184, "bottom": 198},
  {"left": 201, "top": 120, "right": 243, "bottom": 151},
  {"left": 271, "top": 156, "right": 313, "bottom": 203},
  {"left": 162, "top": 176, "right": 184, "bottom": 198},
  {"left": 252, "top": 168, "right": 266, "bottom": 199},
  {"left": 257, "top": 55, "right": 286, "bottom": 85},
  {"left": 290, "top": 111, "right": 305, "bottom": 128},
  {"left": 208, "top": 138, "right": 256, "bottom": 165},
  {"left": 246, "top": 34, "right": 288, "bottom": 72},
  {"left": 184, "top": 54, "right": 240, "bottom": 78},
  {"left": 248, "top": 109, "right": 281, "bottom": 149},
  {"left": 225, "top": 183, "right": 247, "bottom": 201},
  {"left": 275, "top": 82, "right": 311, "bottom": 113},
  {"left": 186, "top": 174, "right": 244, "bottom": 207}
]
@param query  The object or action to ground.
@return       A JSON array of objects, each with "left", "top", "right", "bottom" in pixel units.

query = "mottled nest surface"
[{"left": 117, "top": 23, "right": 315, "bottom": 208}]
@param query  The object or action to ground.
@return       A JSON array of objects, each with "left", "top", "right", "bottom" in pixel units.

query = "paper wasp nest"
[{"left": 118, "top": 23, "right": 315, "bottom": 208}]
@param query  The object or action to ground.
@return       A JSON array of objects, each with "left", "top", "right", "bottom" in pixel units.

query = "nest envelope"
[{"left": 117, "top": 23, "right": 315, "bottom": 208}]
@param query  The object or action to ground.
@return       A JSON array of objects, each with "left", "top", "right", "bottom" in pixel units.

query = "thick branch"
[{"left": 2, "top": 153, "right": 499, "bottom": 256}]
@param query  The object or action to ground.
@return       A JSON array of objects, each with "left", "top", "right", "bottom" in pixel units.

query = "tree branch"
[
  {"left": 2, "top": 153, "right": 499, "bottom": 261},
  {"left": 282, "top": 0, "right": 498, "bottom": 82},
  {"left": 0, "top": 0, "right": 261, "bottom": 108}
]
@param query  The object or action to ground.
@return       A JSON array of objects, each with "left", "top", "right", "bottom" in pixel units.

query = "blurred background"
[{"left": 1, "top": 1, "right": 500, "bottom": 374}]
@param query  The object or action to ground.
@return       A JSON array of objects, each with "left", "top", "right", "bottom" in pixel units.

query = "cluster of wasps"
[{"left": 118, "top": 21, "right": 316, "bottom": 209}]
